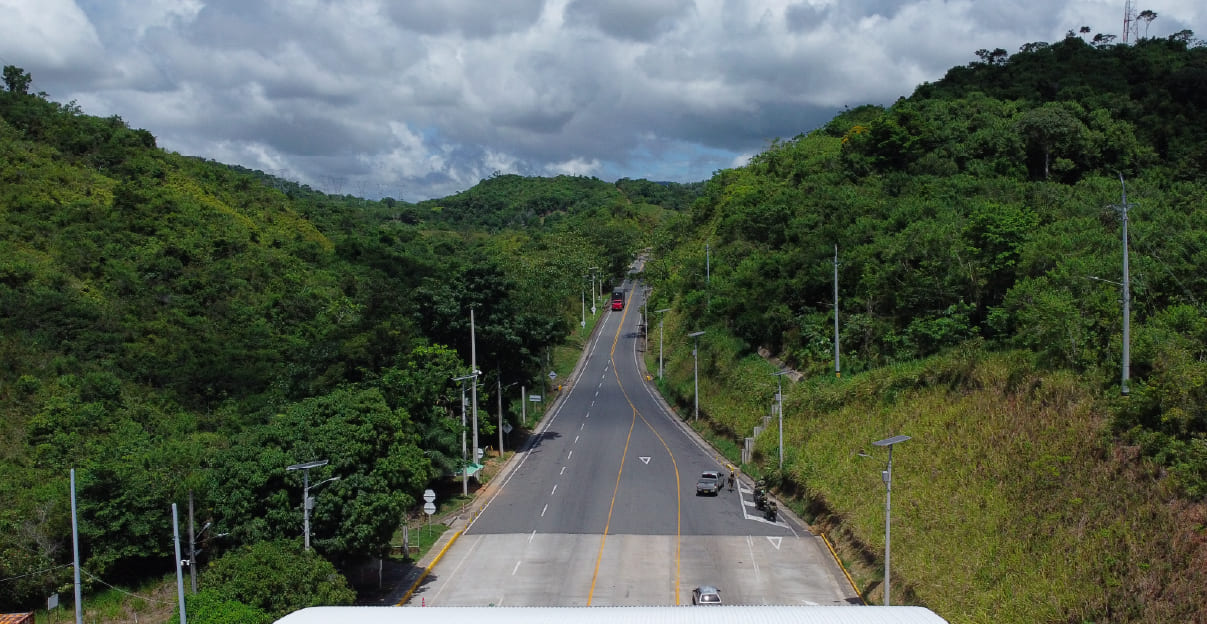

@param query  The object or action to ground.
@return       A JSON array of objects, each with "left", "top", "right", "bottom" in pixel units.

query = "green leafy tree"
[
  {"left": 2, "top": 65, "right": 31, "bottom": 94},
  {"left": 1017, "top": 102, "right": 1090, "bottom": 181},
  {"left": 209, "top": 387, "right": 432, "bottom": 560},
  {"left": 200, "top": 541, "right": 354, "bottom": 619}
]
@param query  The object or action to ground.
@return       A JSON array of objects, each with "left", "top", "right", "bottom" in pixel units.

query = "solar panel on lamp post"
[
  {"left": 772, "top": 370, "right": 792, "bottom": 471},
  {"left": 872, "top": 434, "right": 911, "bottom": 606},
  {"left": 286, "top": 459, "right": 339, "bottom": 552}
]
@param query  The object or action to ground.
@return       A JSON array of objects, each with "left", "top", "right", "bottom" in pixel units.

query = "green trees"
[
  {"left": 2, "top": 65, "right": 31, "bottom": 94},
  {"left": 645, "top": 39, "right": 1207, "bottom": 506},
  {"left": 1017, "top": 102, "right": 1089, "bottom": 180},
  {"left": 207, "top": 387, "right": 432, "bottom": 560},
  {"left": 0, "top": 69, "right": 673, "bottom": 611},
  {"left": 185, "top": 541, "right": 354, "bottom": 621}
]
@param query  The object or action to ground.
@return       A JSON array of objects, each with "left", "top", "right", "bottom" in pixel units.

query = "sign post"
[{"left": 422, "top": 489, "right": 436, "bottom": 537}]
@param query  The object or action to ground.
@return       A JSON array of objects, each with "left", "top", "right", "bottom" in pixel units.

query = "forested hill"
[
  {"left": 638, "top": 32, "right": 1207, "bottom": 622},
  {"left": 0, "top": 65, "right": 676, "bottom": 616},
  {"left": 408, "top": 173, "right": 702, "bottom": 230},
  {"left": 3, "top": 29, "right": 1207, "bottom": 622},
  {"left": 917, "top": 34, "right": 1207, "bottom": 176}
]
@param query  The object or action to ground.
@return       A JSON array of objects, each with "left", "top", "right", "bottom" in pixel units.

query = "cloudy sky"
[{"left": 1, "top": 1, "right": 1202, "bottom": 201}]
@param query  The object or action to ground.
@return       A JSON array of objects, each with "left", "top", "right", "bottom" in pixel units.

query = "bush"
[
  {"left": 181, "top": 589, "right": 271, "bottom": 624},
  {"left": 201, "top": 541, "right": 354, "bottom": 619}
]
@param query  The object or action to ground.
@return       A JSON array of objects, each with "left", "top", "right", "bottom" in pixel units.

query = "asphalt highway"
[{"left": 408, "top": 279, "right": 859, "bottom": 607}]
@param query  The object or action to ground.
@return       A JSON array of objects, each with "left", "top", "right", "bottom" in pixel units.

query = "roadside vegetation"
[
  {"left": 0, "top": 64, "right": 695, "bottom": 618},
  {"left": 4, "top": 26, "right": 1207, "bottom": 624},
  {"left": 644, "top": 31, "right": 1207, "bottom": 623}
]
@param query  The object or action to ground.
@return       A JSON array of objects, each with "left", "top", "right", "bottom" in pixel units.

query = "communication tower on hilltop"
[{"left": 1122, "top": 0, "right": 1138, "bottom": 43}]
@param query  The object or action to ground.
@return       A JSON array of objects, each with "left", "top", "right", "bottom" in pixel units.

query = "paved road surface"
[{"left": 409, "top": 279, "right": 858, "bottom": 607}]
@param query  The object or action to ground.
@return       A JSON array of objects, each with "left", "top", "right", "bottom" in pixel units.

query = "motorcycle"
[{"left": 763, "top": 500, "right": 777, "bottom": 522}]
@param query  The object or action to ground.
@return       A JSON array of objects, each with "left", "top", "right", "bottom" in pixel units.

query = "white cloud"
[
  {"left": 546, "top": 156, "right": 603, "bottom": 177},
  {"left": 1, "top": 0, "right": 1203, "bottom": 200},
  {"left": 0, "top": 0, "right": 104, "bottom": 74}
]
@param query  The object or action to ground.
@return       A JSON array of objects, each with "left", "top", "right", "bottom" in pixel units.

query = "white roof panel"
[{"left": 276, "top": 605, "right": 948, "bottom": 624}]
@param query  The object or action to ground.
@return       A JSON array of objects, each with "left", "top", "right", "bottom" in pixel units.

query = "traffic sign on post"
[
  {"left": 423, "top": 489, "right": 436, "bottom": 503},
  {"left": 423, "top": 501, "right": 436, "bottom": 515}
]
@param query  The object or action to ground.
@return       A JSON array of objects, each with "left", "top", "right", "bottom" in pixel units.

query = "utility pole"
[
  {"left": 656, "top": 308, "right": 671, "bottom": 380},
  {"left": 71, "top": 469, "right": 82, "bottom": 624},
  {"left": 470, "top": 308, "right": 480, "bottom": 463},
  {"left": 452, "top": 374, "right": 475, "bottom": 495},
  {"left": 172, "top": 504, "right": 187, "bottom": 624},
  {"left": 834, "top": 244, "right": 841, "bottom": 378},
  {"left": 497, "top": 377, "right": 505, "bottom": 456},
  {"left": 690, "top": 331, "right": 706, "bottom": 421},
  {"left": 188, "top": 491, "right": 197, "bottom": 593},
  {"left": 1116, "top": 173, "right": 1132, "bottom": 396}
]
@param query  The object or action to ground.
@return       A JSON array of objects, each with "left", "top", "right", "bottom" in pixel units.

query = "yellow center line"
[{"left": 585, "top": 293, "right": 684, "bottom": 606}]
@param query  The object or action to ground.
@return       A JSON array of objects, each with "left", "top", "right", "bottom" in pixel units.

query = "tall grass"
[{"left": 652, "top": 331, "right": 1207, "bottom": 623}]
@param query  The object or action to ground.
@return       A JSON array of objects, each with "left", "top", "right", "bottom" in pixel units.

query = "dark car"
[
  {"left": 695, "top": 471, "right": 723, "bottom": 496},
  {"left": 692, "top": 585, "right": 722, "bottom": 605}
]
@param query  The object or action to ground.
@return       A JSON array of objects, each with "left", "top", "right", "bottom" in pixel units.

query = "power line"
[
  {"left": 0, "top": 563, "right": 73, "bottom": 584},
  {"left": 79, "top": 568, "right": 175, "bottom": 605}
]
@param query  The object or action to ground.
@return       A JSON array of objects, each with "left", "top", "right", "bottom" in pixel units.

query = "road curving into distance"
[{"left": 407, "top": 278, "right": 859, "bottom": 607}]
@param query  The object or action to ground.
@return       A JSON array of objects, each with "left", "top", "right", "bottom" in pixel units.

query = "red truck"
[{"left": 611, "top": 288, "right": 625, "bottom": 311}]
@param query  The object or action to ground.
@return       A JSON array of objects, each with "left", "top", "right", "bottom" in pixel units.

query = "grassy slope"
[{"left": 649, "top": 320, "right": 1207, "bottom": 622}]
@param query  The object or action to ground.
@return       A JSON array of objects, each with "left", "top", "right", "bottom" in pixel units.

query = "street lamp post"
[
  {"left": 656, "top": 308, "right": 670, "bottom": 379},
  {"left": 286, "top": 460, "right": 340, "bottom": 552},
  {"left": 772, "top": 371, "right": 791, "bottom": 470},
  {"left": 470, "top": 310, "right": 480, "bottom": 466},
  {"left": 872, "top": 434, "right": 911, "bottom": 606},
  {"left": 497, "top": 377, "right": 516, "bottom": 456},
  {"left": 689, "top": 331, "right": 706, "bottom": 421},
  {"left": 589, "top": 266, "right": 600, "bottom": 315},
  {"left": 453, "top": 374, "right": 476, "bottom": 496}
]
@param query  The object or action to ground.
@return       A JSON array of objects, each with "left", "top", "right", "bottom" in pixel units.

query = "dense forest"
[
  {"left": 640, "top": 32, "right": 1207, "bottom": 622},
  {"left": 3, "top": 26, "right": 1207, "bottom": 623},
  {"left": 0, "top": 65, "right": 696, "bottom": 620}
]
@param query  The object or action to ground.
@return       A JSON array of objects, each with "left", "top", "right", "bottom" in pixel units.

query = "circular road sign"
[
  {"left": 423, "top": 501, "right": 436, "bottom": 515},
  {"left": 423, "top": 489, "right": 436, "bottom": 503}
]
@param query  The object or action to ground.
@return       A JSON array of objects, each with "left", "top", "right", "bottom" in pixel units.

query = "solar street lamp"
[
  {"left": 286, "top": 460, "right": 340, "bottom": 551},
  {"left": 772, "top": 370, "right": 792, "bottom": 470},
  {"left": 872, "top": 435, "right": 910, "bottom": 606},
  {"left": 689, "top": 331, "right": 705, "bottom": 421}
]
